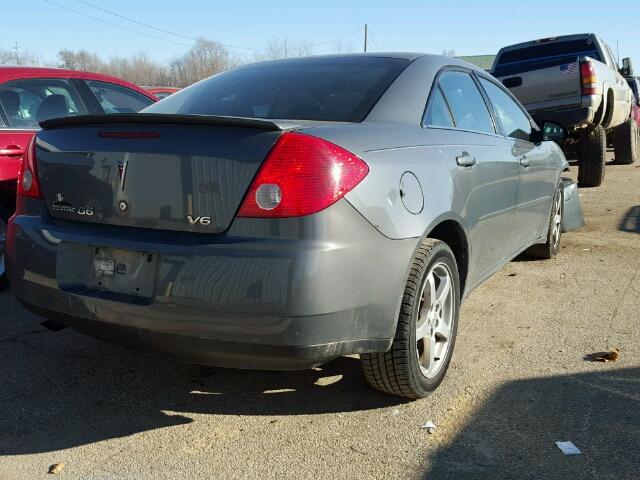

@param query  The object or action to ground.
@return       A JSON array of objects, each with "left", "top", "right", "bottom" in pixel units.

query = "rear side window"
[
  {"left": 479, "top": 78, "right": 532, "bottom": 141},
  {"left": 436, "top": 71, "right": 495, "bottom": 134},
  {"left": 423, "top": 87, "right": 454, "bottom": 128},
  {"left": 493, "top": 38, "right": 602, "bottom": 77},
  {"left": 0, "top": 78, "right": 88, "bottom": 128},
  {"left": 86, "top": 80, "right": 154, "bottom": 114},
  {"left": 144, "top": 57, "right": 410, "bottom": 122}
]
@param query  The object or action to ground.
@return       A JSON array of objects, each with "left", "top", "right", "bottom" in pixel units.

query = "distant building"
[{"left": 456, "top": 55, "right": 496, "bottom": 72}]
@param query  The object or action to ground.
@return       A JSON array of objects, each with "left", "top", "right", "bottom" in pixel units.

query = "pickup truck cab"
[{"left": 492, "top": 33, "right": 636, "bottom": 186}]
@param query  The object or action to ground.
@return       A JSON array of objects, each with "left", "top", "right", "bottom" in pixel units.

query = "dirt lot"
[{"left": 1, "top": 156, "right": 639, "bottom": 480}]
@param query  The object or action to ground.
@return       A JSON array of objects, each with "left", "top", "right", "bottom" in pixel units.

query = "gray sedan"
[{"left": 6, "top": 54, "right": 566, "bottom": 399}]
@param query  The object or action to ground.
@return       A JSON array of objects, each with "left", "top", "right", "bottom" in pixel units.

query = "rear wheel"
[
  {"left": 613, "top": 117, "right": 638, "bottom": 165},
  {"left": 526, "top": 183, "right": 563, "bottom": 259},
  {"left": 361, "top": 239, "right": 460, "bottom": 399},
  {"left": 578, "top": 125, "right": 606, "bottom": 187}
]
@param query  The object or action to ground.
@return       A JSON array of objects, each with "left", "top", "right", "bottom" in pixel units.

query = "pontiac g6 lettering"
[{"left": 187, "top": 215, "right": 212, "bottom": 225}]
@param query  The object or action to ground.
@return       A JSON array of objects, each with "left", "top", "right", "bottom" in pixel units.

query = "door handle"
[
  {"left": 456, "top": 152, "right": 476, "bottom": 167},
  {"left": 0, "top": 145, "right": 25, "bottom": 157},
  {"left": 519, "top": 155, "right": 530, "bottom": 167}
]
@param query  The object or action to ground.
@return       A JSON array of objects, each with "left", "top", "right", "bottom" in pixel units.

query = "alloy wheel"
[
  {"left": 552, "top": 192, "right": 562, "bottom": 250},
  {"left": 416, "top": 262, "right": 454, "bottom": 379}
]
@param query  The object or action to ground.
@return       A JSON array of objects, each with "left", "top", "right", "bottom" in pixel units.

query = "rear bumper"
[
  {"left": 7, "top": 200, "right": 416, "bottom": 369},
  {"left": 530, "top": 106, "right": 594, "bottom": 130},
  {"left": 20, "top": 302, "right": 389, "bottom": 370},
  {"left": 561, "top": 178, "right": 585, "bottom": 232}
]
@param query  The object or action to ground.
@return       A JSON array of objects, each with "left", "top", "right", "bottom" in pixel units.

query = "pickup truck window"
[
  {"left": 479, "top": 77, "right": 532, "bottom": 142},
  {"left": 493, "top": 39, "right": 602, "bottom": 77},
  {"left": 423, "top": 87, "right": 455, "bottom": 128},
  {"left": 437, "top": 71, "right": 495, "bottom": 135}
]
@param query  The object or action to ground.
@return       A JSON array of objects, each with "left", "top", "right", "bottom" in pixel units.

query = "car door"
[
  {"left": 0, "top": 78, "right": 89, "bottom": 206},
  {"left": 478, "top": 75, "right": 557, "bottom": 247},
  {"left": 424, "top": 69, "right": 521, "bottom": 280}
]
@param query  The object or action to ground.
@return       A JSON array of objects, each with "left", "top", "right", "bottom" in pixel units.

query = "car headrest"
[{"left": 36, "top": 94, "right": 70, "bottom": 123}]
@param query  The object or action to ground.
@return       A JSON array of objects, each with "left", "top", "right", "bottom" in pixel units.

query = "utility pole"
[
  {"left": 364, "top": 24, "right": 368, "bottom": 53},
  {"left": 13, "top": 41, "right": 20, "bottom": 65},
  {"left": 284, "top": 37, "right": 288, "bottom": 58}
]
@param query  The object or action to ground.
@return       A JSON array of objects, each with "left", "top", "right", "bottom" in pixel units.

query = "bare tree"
[
  {"left": 58, "top": 49, "right": 104, "bottom": 71},
  {"left": 334, "top": 39, "right": 356, "bottom": 54},
  {"left": 254, "top": 37, "right": 314, "bottom": 62},
  {"left": 0, "top": 48, "right": 43, "bottom": 66},
  {"left": 169, "top": 37, "right": 237, "bottom": 86}
]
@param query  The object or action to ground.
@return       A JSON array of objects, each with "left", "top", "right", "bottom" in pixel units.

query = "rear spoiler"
[{"left": 40, "top": 113, "right": 283, "bottom": 132}]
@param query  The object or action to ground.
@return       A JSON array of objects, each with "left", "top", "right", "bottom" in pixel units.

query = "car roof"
[
  {"left": 0, "top": 66, "right": 156, "bottom": 99},
  {"left": 239, "top": 52, "right": 487, "bottom": 74},
  {"left": 143, "top": 86, "right": 180, "bottom": 91},
  {"left": 242, "top": 52, "right": 427, "bottom": 68}
]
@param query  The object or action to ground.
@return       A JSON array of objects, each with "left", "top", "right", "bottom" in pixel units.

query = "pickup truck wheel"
[
  {"left": 360, "top": 239, "right": 459, "bottom": 399},
  {"left": 526, "top": 183, "right": 563, "bottom": 259},
  {"left": 578, "top": 125, "right": 606, "bottom": 187},
  {"left": 613, "top": 117, "right": 638, "bottom": 165}
]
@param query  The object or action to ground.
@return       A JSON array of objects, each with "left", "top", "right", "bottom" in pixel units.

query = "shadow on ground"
[
  {"left": 424, "top": 367, "right": 640, "bottom": 480},
  {"left": 619, "top": 206, "right": 640, "bottom": 233},
  {"left": 0, "top": 294, "right": 403, "bottom": 455}
]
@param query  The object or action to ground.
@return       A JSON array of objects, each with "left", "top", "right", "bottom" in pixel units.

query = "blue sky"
[{"left": 1, "top": 1, "right": 639, "bottom": 66}]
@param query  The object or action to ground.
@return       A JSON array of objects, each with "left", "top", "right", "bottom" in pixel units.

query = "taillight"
[
  {"left": 17, "top": 136, "right": 41, "bottom": 199},
  {"left": 580, "top": 61, "right": 597, "bottom": 96},
  {"left": 237, "top": 132, "right": 368, "bottom": 218}
]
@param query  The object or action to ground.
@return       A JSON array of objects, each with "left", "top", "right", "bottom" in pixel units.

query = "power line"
[
  {"left": 76, "top": 0, "right": 193, "bottom": 40},
  {"left": 75, "top": 0, "right": 256, "bottom": 51},
  {"left": 42, "top": 0, "right": 371, "bottom": 55},
  {"left": 41, "top": 0, "right": 192, "bottom": 47},
  {"left": 309, "top": 26, "right": 364, "bottom": 48}
]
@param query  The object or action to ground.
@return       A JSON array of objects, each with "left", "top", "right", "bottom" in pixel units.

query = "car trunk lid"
[{"left": 36, "top": 114, "right": 286, "bottom": 233}]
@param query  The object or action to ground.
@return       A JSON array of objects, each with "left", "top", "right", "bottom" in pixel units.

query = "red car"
[
  {"left": 0, "top": 66, "right": 157, "bottom": 220},
  {"left": 144, "top": 86, "right": 180, "bottom": 99}
]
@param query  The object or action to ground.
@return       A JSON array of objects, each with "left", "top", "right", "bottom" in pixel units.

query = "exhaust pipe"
[{"left": 40, "top": 320, "right": 68, "bottom": 332}]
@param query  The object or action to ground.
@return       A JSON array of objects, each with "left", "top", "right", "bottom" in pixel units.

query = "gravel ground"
[{"left": 0, "top": 157, "right": 639, "bottom": 480}]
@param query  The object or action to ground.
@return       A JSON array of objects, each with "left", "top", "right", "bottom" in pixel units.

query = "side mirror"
[
  {"left": 542, "top": 121, "right": 568, "bottom": 144},
  {"left": 621, "top": 57, "right": 633, "bottom": 77},
  {"left": 531, "top": 121, "right": 567, "bottom": 144}
]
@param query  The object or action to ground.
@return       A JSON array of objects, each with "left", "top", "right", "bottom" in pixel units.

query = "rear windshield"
[
  {"left": 143, "top": 57, "right": 410, "bottom": 122},
  {"left": 493, "top": 39, "right": 602, "bottom": 77}
]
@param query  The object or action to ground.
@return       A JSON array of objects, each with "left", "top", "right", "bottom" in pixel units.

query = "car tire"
[
  {"left": 613, "top": 117, "right": 638, "bottom": 165},
  {"left": 578, "top": 125, "right": 606, "bottom": 187},
  {"left": 360, "top": 238, "right": 460, "bottom": 399},
  {"left": 526, "top": 183, "right": 563, "bottom": 260}
]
